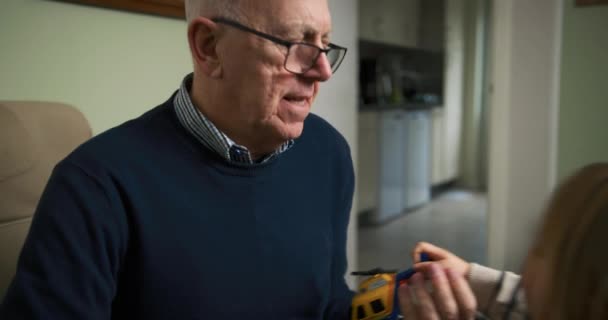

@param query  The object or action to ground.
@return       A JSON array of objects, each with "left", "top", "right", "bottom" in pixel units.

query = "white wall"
[
  {"left": 487, "top": 0, "right": 561, "bottom": 271},
  {"left": 317, "top": 0, "right": 359, "bottom": 288},
  {"left": 0, "top": 0, "right": 192, "bottom": 134},
  {"left": 1, "top": 0, "right": 359, "bottom": 286},
  {"left": 460, "top": 0, "right": 489, "bottom": 190},
  {"left": 442, "top": 0, "right": 465, "bottom": 182},
  {"left": 557, "top": 3, "right": 608, "bottom": 179}
]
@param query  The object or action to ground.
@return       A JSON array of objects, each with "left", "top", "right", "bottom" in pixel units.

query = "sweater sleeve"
[
  {"left": 324, "top": 140, "right": 356, "bottom": 320},
  {"left": 0, "top": 161, "right": 128, "bottom": 319},
  {"left": 468, "top": 263, "right": 528, "bottom": 320}
]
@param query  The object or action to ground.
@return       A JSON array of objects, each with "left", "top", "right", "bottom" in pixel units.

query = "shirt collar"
[{"left": 173, "top": 74, "right": 293, "bottom": 164}]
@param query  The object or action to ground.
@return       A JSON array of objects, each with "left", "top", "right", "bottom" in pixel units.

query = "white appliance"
[
  {"left": 403, "top": 111, "right": 431, "bottom": 208},
  {"left": 377, "top": 110, "right": 408, "bottom": 222},
  {"left": 374, "top": 110, "right": 431, "bottom": 223}
]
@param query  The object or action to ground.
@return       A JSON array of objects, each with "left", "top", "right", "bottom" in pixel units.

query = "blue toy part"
[
  {"left": 387, "top": 253, "right": 431, "bottom": 320},
  {"left": 420, "top": 252, "right": 430, "bottom": 262}
]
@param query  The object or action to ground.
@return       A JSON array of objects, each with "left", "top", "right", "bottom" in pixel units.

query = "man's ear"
[{"left": 188, "top": 17, "right": 223, "bottom": 78}]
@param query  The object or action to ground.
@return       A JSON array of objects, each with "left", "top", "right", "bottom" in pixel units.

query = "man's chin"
[
  {"left": 259, "top": 116, "right": 307, "bottom": 146},
  {"left": 281, "top": 122, "right": 305, "bottom": 140}
]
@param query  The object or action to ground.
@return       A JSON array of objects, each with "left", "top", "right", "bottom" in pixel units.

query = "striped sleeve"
[{"left": 468, "top": 263, "right": 528, "bottom": 319}]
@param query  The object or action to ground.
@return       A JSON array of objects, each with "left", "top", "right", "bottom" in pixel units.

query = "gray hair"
[{"left": 184, "top": 0, "right": 243, "bottom": 23}]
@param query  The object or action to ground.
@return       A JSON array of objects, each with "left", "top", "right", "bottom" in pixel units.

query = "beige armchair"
[{"left": 0, "top": 101, "right": 91, "bottom": 299}]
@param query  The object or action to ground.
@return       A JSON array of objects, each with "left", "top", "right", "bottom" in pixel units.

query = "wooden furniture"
[
  {"left": 57, "top": 0, "right": 185, "bottom": 19},
  {"left": 576, "top": 0, "right": 608, "bottom": 6}
]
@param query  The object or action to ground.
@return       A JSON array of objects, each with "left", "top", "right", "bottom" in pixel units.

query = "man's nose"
[{"left": 302, "top": 52, "right": 333, "bottom": 82}]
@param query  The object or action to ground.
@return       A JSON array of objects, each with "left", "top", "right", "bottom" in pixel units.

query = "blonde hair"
[{"left": 532, "top": 163, "right": 608, "bottom": 319}]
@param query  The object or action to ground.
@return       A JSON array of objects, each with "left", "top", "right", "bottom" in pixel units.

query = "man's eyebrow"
[{"left": 272, "top": 22, "right": 332, "bottom": 41}]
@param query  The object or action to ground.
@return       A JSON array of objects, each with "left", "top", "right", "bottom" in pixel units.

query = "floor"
[{"left": 357, "top": 190, "right": 487, "bottom": 273}]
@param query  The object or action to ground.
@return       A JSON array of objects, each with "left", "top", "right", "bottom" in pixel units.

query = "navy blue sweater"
[{"left": 0, "top": 95, "right": 355, "bottom": 319}]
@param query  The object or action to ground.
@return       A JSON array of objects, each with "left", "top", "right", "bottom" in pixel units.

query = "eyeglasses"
[{"left": 212, "top": 17, "right": 347, "bottom": 75}]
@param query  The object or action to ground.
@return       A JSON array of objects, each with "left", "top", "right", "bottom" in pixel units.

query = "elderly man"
[{"left": 0, "top": 0, "right": 354, "bottom": 319}]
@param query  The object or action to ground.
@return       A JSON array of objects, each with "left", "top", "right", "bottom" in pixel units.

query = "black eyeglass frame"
[{"left": 212, "top": 17, "right": 347, "bottom": 75}]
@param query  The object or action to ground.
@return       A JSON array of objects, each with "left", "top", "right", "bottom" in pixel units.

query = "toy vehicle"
[{"left": 350, "top": 254, "right": 429, "bottom": 320}]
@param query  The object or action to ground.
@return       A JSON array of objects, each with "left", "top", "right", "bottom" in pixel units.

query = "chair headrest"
[
  {"left": 0, "top": 104, "right": 37, "bottom": 181},
  {"left": 0, "top": 101, "right": 92, "bottom": 222}
]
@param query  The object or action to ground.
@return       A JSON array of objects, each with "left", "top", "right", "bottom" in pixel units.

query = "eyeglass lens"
[
  {"left": 286, "top": 44, "right": 343, "bottom": 74},
  {"left": 326, "top": 48, "right": 343, "bottom": 71},
  {"left": 286, "top": 44, "right": 319, "bottom": 74}
]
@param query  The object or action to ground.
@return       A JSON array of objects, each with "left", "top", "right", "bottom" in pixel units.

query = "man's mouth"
[{"left": 283, "top": 95, "right": 310, "bottom": 106}]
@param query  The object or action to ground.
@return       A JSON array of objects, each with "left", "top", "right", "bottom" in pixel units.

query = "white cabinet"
[
  {"left": 403, "top": 111, "right": 431, "bottom": 208},
  {"left": 359, "top": 0, "right": 419, "bottom": 48},
  {"left": 358, "top": 110, "right": 432, "bottom": 223},
  {"left": 377, "top": 110, "right": 409, "bottom": 221}
]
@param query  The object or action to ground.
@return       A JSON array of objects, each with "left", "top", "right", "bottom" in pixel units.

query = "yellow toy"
[{"left": 350, "top": 253, "right": 429, "bottom": 320}]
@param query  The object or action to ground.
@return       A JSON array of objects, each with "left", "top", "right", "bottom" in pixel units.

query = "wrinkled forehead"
[{"left": 246, "top": 0, "right": 332, "bottom": 39}]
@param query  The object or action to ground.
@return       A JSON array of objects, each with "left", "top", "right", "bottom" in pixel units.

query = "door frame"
[{"left": 486, "top": 0, "right": 563, "bottom": 271}]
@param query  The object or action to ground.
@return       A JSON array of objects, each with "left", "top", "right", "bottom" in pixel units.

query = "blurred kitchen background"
[{"left": 355, "top": 0, "right": 491, "bottom": 272}]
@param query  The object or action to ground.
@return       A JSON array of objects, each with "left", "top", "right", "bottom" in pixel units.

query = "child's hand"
[
  {"left": 412, "top": 242, "right": 471, "bottom": 279},
  {"left": 398, "top": 263, "right": 477, "bottom": 320}
]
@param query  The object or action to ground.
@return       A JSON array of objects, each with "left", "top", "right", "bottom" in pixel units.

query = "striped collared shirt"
[{"left": 173, "top": 74, "right": 294, "bottom": 164}]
